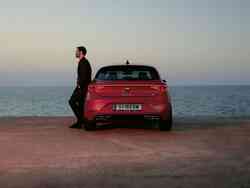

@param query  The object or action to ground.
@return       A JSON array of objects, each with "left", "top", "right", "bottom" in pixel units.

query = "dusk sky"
[{"left": 0, "top": 0, "right": 249, "bottom": 86}]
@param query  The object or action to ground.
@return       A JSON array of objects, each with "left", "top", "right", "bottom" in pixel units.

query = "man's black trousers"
[{"left": 69, "top": 87, "right": 87, "bottom": 123}]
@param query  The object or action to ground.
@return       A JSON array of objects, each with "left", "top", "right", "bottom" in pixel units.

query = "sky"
[{"left": 0, "top": 0, "right": 249, "bottom": 86}]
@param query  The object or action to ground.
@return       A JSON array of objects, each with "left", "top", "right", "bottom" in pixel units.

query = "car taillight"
[
  {"left": 86, "top": 85, "right": 102, "bottom": 100},
  {"left": 150, "top": 85, "right": 167, "bottom": 93},
  {"left": 88, "top": 85, "right": 95, "bottom": 92},
  {"left": 88, "top": 85, "right": 105, "bottom": 93}
]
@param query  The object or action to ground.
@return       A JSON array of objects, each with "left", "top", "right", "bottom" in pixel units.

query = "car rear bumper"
[
  {"left": 84, "top": 98, "right": 171, "bottom": 122},
  {"left": 95, "top": 114, "right": 161, "bottom": 122}
]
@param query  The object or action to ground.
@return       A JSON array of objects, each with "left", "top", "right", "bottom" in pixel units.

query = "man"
[{"left": 69, "top": 46, "right": 92, "bottom": 128}]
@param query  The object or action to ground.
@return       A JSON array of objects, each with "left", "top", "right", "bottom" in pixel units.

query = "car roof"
[
  {"left": 98, "top": 64, "right": 157, "bottom": 70},
  {"left": 95, "top": 64, "right": 161, "bottom": 80}
]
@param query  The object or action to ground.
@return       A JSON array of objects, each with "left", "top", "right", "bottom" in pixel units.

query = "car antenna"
[{"left": 126, "top": 60, "right": 130, "bottom": 65}]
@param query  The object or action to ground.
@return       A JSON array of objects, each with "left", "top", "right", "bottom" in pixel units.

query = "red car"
[{"left": 83, "top": 63, "right": 173, "bottom": 131}]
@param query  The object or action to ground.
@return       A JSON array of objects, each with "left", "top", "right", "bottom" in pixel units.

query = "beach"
[{"left": 0, "top": 117, "right": 250, "bottom": 188}]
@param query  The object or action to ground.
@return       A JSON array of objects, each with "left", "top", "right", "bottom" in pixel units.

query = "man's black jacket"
[{"left": 77, "top": 57, "right": 92, "bottom": 92}]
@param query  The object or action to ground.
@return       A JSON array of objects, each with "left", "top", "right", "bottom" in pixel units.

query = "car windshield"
[{"left": 95, "top": 66, "right": 160, "bottom": 81}]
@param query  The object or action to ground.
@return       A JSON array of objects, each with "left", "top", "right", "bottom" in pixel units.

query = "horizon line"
[{"left": 0, "top": 84, "right": 250, "bottom": 87}]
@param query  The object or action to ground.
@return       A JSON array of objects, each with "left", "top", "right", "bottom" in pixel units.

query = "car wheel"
[
  {"left": 83, "top": 120, "right": 96, "bottom": 131},
  {"left": 159, "top": 106, "right": 173, "bottom": 131}
]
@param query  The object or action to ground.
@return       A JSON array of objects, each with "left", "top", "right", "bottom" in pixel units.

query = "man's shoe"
[{"left": 69, "top": 122, "right": 81, "bottom": 129}]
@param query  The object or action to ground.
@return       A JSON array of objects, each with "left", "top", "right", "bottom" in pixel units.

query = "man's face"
[{"left": 75, "top": 48, "right": 80, "bottom": 58}]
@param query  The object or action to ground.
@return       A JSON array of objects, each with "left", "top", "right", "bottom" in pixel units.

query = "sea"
[{"left": 0, "top": 86, "right": 250, "bottom": 120}]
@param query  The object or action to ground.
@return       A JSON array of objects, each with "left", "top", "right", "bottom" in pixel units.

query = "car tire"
[
  {"left": 159, "top": 105, "right": 173, "bottom": 131},
  {"left": 83, "top": 120, "right": 96, "bottom": 131}
]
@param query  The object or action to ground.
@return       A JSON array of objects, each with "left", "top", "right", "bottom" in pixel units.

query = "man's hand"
[{"left": 76, "top": 80, "right": 80, "bottom": 89}]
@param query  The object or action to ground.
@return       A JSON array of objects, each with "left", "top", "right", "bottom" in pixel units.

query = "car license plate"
[{"left": 113, "top": 104, "right": 142, "bottom": 111}]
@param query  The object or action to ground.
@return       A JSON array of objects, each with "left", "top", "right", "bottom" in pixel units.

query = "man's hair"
[{"left": 77, "top": 46, "right": 87, "bottom": 55}]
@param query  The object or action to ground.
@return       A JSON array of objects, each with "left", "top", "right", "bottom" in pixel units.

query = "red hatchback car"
[{"left": 83, "top": 63, "right": 173, "bottom": 131}]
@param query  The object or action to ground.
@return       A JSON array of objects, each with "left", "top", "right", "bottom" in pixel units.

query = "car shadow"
[
  {"left": 92, "top": 116, "right": 250, "bottom": 132},
  {"left": 96, "top": 122, "right": 157, "bottom": 130}
]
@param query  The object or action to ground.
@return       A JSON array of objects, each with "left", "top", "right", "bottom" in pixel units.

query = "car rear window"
[{"left": 95, "top": 66, "right": 160, "bottom": 81}]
